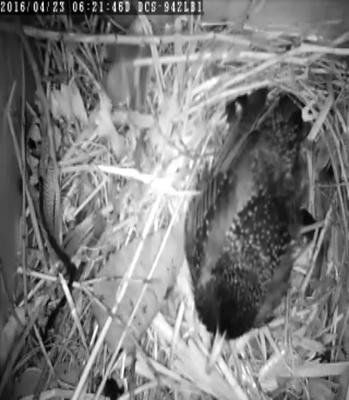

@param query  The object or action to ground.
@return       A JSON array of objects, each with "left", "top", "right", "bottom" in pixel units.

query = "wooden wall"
[{"left": 0, "top": 21, "right": 35, "bottom": 331}]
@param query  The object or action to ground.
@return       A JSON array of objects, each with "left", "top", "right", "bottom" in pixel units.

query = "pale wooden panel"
[{"left": 203, "top": 0, "right": 349, "bottom": 38}]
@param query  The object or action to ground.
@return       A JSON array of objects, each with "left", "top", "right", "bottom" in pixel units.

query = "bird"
[{"left": 184, "top": 89, "right": 310, "bottom": 340}]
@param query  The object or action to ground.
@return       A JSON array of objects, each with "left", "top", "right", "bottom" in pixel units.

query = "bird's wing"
[
  {"left": 185, "top": 89, "right": 269, "bottom": 281},
  {"left": 185, "top": 130, "right": 266, "bottom": 281}
]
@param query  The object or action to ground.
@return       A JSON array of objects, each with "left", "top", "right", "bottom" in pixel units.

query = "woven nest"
[{"left": 3, "top": 14, "right": 349, "bottom": 400}]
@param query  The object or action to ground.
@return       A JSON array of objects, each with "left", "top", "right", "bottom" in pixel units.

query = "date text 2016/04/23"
[{"left": 0, "top": 0, "right": 66, "bottom": 14}]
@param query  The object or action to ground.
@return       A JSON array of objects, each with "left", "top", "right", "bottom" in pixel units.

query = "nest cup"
[{"left": 1, "top": 12, "right": 349, "bottom": 400}]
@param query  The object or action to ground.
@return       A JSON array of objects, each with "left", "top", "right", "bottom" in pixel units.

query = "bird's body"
[{"left": 185, "top": 90, "right": 309, "bottom": 339}]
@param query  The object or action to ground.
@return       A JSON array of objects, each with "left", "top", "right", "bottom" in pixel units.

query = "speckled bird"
[{"left": 185, "top": 89, "right": 309, "bottom": 339}]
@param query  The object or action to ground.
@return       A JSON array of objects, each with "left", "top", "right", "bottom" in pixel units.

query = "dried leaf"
[
  {"left": 42, "top": 157, "right": 61, "bottom": 243},
  {"left": 0, "top": 295, "right": 48, "bottom": 371},
  {"left": 94, "top": 94, "right": 126, "bottom": 159},
  {"left": 55, "top": 360, "right": 82, "bottom": 386},
  {"left": 152, "top": 313, "right": 246, "bottom": 400},
  {"left": 92, "top": 223, "right": 184, "bottom": 352},
  {"left": 63, "top": 213, "right": 106, "bottom": 258},
  {"left": 50, "top": 82, "right": 88, "bottom": 126},
  {"left": 0, "top": 308, "right": 25, "bottom": 371},
  {"left": 112, "top": 110, "right": 155, "bottom": 130},
  {"left": 295, "top": 336, "right": 325, "bottom": 354},
  {"left": 308, "top": 378, "right": 335, "bottom": 400},
  {"left": 13, "top": 367, "right": 41, "bottom": 399}
]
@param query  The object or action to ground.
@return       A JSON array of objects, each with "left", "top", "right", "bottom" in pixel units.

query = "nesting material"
[{"left": 3, "top": 14, "right": 349, "bottom": 400}]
